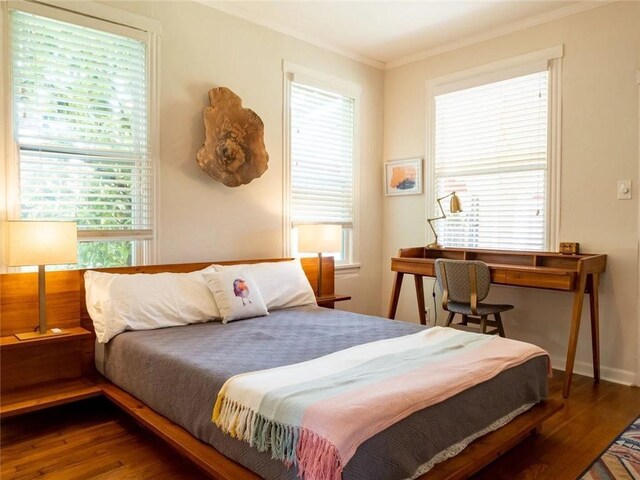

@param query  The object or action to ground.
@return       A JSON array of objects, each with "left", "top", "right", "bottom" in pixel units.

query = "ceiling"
[{"left": 201, "top": 1, "right": 600, "bottom": 69}]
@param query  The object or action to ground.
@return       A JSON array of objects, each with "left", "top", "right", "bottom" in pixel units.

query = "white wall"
[
  {"left": 637, "top": 67, "right": 640, "bottom": 386},
  {"left": 152, "top": 1, "right": 386, "bottom": 316},
  {"left": 27, "top": 1, "right": 384, "bottom": 315},
  {"left": 382, "top": 1, "right": 640, "bottom": 383}
]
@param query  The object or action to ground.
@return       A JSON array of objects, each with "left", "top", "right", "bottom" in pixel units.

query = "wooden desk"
[{"left": 387, "top": 247, "right": 607, "bottom": 398}]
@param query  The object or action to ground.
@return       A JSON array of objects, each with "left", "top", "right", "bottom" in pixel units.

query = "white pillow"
[
  {"left": 211, "top": 260, "right": 316, "bottom": 310},
  {"left": 202, "top": 270, "right": 268, "bottom": 323},
  {"left": 85, "top": 267, "right": 220, "bottom": 343}
]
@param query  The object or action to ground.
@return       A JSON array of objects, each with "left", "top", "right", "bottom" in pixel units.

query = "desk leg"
[
  {"left": 563, "top": 273, "right": 587, "bottom": 398},
  {"left": 414, "top": 275, "right": 427, "bottom": 326},
  {"left": 387, "top": 272, "right": 404, "bottom": 319},
  {"left": 589, "top": 273, "right": 600, "bottom": 384}
]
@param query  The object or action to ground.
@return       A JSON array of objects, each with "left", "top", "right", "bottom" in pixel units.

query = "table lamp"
[
  {"left": 5, "top": 221, "right": 78, "bottom": 340},
  {"left": 297, "top": 224, "right": 342, "bottom": 298},
  {"left": 427, "top": 191, "right": 462, "bottom": 249}
]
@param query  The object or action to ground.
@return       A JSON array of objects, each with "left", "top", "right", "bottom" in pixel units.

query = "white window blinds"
[
  {"left": 11, "top": 10, "right": 152, "bottom": 234},
  {"left": 433, "top": 69, "right": 549, "bottom": 251},
  {"left": 290, "top": 81, "right": 354, "bottom": 226}
]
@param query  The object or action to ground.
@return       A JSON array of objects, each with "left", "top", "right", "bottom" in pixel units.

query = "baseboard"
[{"left": 550, "top": 356, "right": 637, "bottom": 386}]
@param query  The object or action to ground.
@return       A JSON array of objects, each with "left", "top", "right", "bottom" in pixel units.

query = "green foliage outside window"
[{"left": 77, "top": 241, "right": 133, "bottom": 269}]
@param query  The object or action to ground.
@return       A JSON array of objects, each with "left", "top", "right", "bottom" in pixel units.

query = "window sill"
[{"left": 335, "top": 263, "right": 361, "bottom": 276}]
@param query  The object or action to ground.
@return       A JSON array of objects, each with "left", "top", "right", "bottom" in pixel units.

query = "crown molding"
[
  {"left": 195, "top": 0, "right": 385, "bottom": 70},
  {"left": 196, "top": 0, "right": 617, "bottom": 72},
  {"left": 385, "top": 0, "right": 617, "bottom": 71}
]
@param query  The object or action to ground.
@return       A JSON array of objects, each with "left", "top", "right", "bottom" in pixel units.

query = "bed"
[{"left": 82, "top": 258, "right": 561, "bottom": 480}]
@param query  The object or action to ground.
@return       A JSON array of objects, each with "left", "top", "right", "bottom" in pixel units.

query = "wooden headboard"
[{"left": 0, "top": 256, "right": 334, "bottom": 338}]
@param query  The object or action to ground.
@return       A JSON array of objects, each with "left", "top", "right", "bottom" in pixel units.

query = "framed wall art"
[{"left": 385, "top": 158, "right": 422, "bottom": 196}]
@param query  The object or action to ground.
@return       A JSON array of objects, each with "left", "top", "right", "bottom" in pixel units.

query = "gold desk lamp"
[{"left": 427, "top": 191, "right": 462, "bottom": 249}]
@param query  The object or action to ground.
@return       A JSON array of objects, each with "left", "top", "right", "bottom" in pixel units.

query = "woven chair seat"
[{"left": 446, "top": 301, "right": 514, "bottom": 316}]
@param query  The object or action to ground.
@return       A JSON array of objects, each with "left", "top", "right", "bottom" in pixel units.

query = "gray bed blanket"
[{"left": 103, "top": 306, "right": 548, "bottom": 479}]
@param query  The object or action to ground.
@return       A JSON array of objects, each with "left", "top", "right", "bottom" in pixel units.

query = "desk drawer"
[
  {"left": 505, "top": 271, "right": 575, "bottom": 291},
  {"left": 391, "top": 259, "right": 435, "bottom": 276}
]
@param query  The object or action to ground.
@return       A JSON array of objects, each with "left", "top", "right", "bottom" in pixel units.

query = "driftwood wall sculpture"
[{"left": 196, "top": 87, "right": 269, "bottom": 187}]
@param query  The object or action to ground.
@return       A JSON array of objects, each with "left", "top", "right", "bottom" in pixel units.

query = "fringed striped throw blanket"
[{"left": 212, "top": 326, "right": 550, "bottom": 480}]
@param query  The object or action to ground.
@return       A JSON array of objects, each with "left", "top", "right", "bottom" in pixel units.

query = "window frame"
[
  {"left": 282, "top": 61, "right": 361, "bottom": 271},
  {"left": 1, "top": 0, "right": 161, "bottom": 269},
  {"left": 425, "top": 46, "right": 563, "bottom": 252}
]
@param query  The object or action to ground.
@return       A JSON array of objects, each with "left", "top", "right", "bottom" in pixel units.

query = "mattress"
[{"left": 100, "top": 306, "right": 548, "bottom": 479}]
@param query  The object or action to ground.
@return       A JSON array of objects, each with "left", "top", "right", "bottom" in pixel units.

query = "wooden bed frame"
[
  {"left": 99, "top": 381, "right": 561, "bottom": 480},
  {"left": 1, "top": 257, "right": 563, "bottom": 480}
]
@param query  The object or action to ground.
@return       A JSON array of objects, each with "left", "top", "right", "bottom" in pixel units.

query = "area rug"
[{"left": 580, "top": 416, "right": 640, "bottom": 479}]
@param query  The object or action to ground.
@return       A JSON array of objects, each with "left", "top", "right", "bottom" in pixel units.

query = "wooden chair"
[{"left": 434, "top": 259, "right": 512, "bottom": 337}]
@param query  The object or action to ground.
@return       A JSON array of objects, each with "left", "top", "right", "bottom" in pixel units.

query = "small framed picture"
[{"left": 385, "top": 158, "right": 422, "bottom": 196}]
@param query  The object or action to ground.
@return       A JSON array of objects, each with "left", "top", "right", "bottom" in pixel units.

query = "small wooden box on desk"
[{"left": 0, "top": 272, "right": 101, "bottom": 419}]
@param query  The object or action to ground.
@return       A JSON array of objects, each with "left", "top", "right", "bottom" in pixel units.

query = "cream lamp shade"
[
  {"left": 6, "top": 221, "right": 78, "bottom": 266},
  {"left": 297, "top": 224, "right": 342, "bottom": 254}
]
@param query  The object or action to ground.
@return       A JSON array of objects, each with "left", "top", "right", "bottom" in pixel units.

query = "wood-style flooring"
[{"left": 1, "top": 370, "right": 639, "bottom": 480}]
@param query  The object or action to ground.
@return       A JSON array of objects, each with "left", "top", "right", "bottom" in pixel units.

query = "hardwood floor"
[
  {"left": 474, "top": 370, "right": 640, "bottom": 480},
  {"left": 1, "top": 371, "right": 639, "bottom": 480},
  {"left": 0, "top": 398, "right": 203, "bottom": 480}
]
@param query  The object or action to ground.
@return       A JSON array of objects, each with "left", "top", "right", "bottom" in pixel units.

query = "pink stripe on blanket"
[{"left": 298, "top": 337, "right": 549, "bottom": 474}]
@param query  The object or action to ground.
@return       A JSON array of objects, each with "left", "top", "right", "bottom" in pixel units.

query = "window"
[
  {"left": 284, "top": 63, "right": 359, "bottom": 266},
  {"left": 7, "top": 6, "right": 156, "bottom": 268},
  {"left": 428, "top": 49, "right": 561, "bottom": 251}
]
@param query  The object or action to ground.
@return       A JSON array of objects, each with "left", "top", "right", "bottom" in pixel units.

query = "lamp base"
[
  {"left": 427, "top": 242, "right": 443, "bottom": 249},
  {"left": 317, "top": 252, "right": 324, "bottom": 298},
  {"left": 15, "top": 329, "right": 69, "bottom": 341}
]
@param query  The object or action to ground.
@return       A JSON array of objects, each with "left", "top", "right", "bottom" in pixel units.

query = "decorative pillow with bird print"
[
  {"left": 202, "top": 270, "right": 268, "bottom": 324},
  {"left": 211, "top": 260, "right": 316, "bottom": 311}
]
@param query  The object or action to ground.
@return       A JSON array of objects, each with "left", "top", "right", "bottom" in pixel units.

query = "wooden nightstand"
[
  {"left": 0, "top": 327, "right": 101, "bottom": 418},
  {"left": 316, "top": 294, "right": 351, "bottom": 309}
]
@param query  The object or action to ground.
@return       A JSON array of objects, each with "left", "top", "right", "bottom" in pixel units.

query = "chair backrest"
[{"left": 434, "top": 259, "right": 491, "bottom": 304}]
